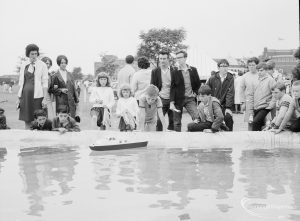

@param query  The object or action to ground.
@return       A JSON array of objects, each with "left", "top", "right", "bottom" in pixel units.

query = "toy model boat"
[{"left": 89, "top": 137, "right": 148, "bottom": 151}]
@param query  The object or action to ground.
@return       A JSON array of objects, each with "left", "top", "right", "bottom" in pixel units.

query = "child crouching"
[
  {"left": 52, "top": 108, "right": 80, "bottom": 133},
  {"left": 116, "top": 84, "right": 139, "bottom": 131},
  {"left": 138, "top": 84, "right": 166, "bottom": 131},
  {"left": 0, "top": 108, "right": 10, "bottom": 129},
  {"left": 187, "top": 85, "right": 224, "bottom": 132},
  {"left": 276, "top": 80, "right": 300, "bottom": 133},
  {"left": 30, "top": 109, "right": 52, "bottom": 131}
]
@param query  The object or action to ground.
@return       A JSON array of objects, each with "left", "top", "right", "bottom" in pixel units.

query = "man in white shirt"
[{"left": 117, "top": 55, "right": 135, "bottom": 87}]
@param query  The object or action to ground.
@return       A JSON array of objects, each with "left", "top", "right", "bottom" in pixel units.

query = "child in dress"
[
  {"left": 116, "top": 84, "right": 139, "bottom": 131},
  {"left": 89, "top": 72, "right": 115, "bottom": 130},
  {"left": 52, "top": 108, "right": 80, "bottom": 133},
  {"left": 30, "top": 109, "right": 52, "bottom": 131},
  {"left": 138, "top": 84, "right": 166, "bottom": 132},
  {"left": 0, "top": 107, "right": 10, "bottom": 129}
]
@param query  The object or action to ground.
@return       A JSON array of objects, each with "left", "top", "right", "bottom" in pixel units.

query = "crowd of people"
[{"left": 0, "top": 43, "right": 300, "bottom": 134}]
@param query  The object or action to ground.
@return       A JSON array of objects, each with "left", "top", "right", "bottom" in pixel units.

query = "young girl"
[
  {"left": 116, "top": 84, "right": 139, "bottom": 131},
  {"left": 89, "top": 72, "right": 115, "bottom": 130}
]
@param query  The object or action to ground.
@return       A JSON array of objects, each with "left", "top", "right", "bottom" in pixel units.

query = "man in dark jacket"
[
  {"left": 207, "top": 59, "right": 234, "bottom": 131},
  {"left": 170, "top": 50, "right": 201, "bottom": 132},
  {"left": 151, "top": 50, "right": 175, "bottom": 131}
]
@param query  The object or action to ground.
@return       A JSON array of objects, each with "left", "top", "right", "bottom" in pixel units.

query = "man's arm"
[{"left": 274, "top": 106, "right": 289, "bottom": 128}]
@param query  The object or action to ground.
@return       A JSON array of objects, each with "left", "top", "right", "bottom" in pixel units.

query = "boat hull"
[{"left": 89, "top": 141, "right": 148, "bottom": 151}]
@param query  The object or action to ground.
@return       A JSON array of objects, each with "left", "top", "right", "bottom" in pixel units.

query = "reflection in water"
[
  {"left": 18, "top": 145, "right": 79, "bottom": 216},
  {"left": 0, "top": 148, "right": 7, "bottom": 174},
  {"left": 90, "top": 148, "right": 234, "bottom": 211},
  {"left": 239, "top": 148, "right": 300, "bottom": 219}
]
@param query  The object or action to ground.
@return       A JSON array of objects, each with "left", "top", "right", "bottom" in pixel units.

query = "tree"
[
  {"left": 72, "top": 67, "right": 84, "bottom": 80},
  {"left": 137, "top": 28, "right": 188, "bottom": 66},
  {"left": 95, "top": 54, "right": 120, "bottom": 77}
]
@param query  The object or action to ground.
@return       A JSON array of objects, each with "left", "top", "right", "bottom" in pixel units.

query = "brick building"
[{"left": 260, "top": 47, "right": 298, "bottom": 74}]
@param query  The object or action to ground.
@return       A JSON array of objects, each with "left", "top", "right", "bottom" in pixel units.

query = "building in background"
[{"left": 260, "top": 47, "right": 298, "bottom": 74}]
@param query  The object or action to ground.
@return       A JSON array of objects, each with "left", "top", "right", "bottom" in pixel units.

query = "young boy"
[
  {"left": 138, "top": 84, "right": 166, "bottom": 131},
  {"left": 187, "top": 85, "right": 224, "bottom": 132},
  {"left": 265, "top": 82, "right": 292, "bottom": 131},
  {"left": 275, "top": 80, "right": 300, "bottom": 133},
  {"left": 52, "top": 108, "right": 80, "bottom": 133},
  {"left": 30, "top": 109, "right": 52, "bottom": 131},
  {"left": 0, "top": 107, "right": 10, "bottom": 129},
  {"left": 248, "top": 62, "right": 276, "bottom": 131}
]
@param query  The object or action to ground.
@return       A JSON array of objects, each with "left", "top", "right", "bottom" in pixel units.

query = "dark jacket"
[
  {"left": 30, "top": 119, "right": 52, "bottom": 131},
  {"left": 49, "top": 71, "right": 79, "bottom": 118},
  {"left": 198, "top": 96, "right": 224, "bottom": 132},
  {"left": 207, "top": 72, "right": 235, "bottom": 110},
  {"left": 151, "top": 66, "right": 175, "bottom": 92},
  {"left": 170, "top": 65, "right": 201, "bottom": 108}
]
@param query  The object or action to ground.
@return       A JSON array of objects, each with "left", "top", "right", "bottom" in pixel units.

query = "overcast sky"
[{"left": 0, "top": 0, "right": 299, "bottom": 75}]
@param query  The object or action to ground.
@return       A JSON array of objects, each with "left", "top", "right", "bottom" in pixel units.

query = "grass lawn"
[{"left": 0, "top": 85, "right": 247, "bottom": 131}]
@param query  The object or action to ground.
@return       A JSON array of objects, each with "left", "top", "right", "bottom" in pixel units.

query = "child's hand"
[
  {"left": 58, "top": 128, "right": 67, "bottom": 134},
  {"left": 193, "top": 119, "right": 200, "bottom": 123}
]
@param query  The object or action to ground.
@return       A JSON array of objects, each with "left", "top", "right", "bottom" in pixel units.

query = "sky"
[{"left": 0, "top": 0, "right": 299, "bottom": 75}]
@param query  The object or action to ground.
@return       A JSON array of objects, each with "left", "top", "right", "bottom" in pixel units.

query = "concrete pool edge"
[{"left": 0, "top": 130, "right": 299, "bottom": 150}]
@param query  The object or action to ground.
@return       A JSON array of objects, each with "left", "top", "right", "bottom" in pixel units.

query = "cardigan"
[{"left": 18, "top": 59, "right": 48, "bottom": 98}]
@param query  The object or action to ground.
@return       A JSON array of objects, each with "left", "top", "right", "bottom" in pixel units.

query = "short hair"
[
  {"left": 266, "top": 60, "right": 276, "bottom": 70},
  {"left": 33, "top": 109, "right": 47, "bottom": 119},
  {"left": 217, "top": 59, "right": 229, "bottom": 67},
  {"left": 198, "top": 85, "right": 212, "bottom": 95},
  {"left": 159, "top": 50, "right": 170, "bottom": 57},
  {"left": 145, "top": 84, "right": 159, "bottom": 97},
  {"left": 0, "top": 107, "right": 4, "bottom": 114},
  {"left": 137, "top": 57, "right": 150, "bottom": 69},
  {"left": 175, "top": 50, "right": 188, "bottom": 58},
  {"left": 125, "top": 55, "right": 134, "bottom": 64},
  {"left": 56, "top": 55, "right": 68, "bottom": 66},
  {"left": 96, "top": 72, "right": 111, "bottom": 87},
  {"left": 41, "top": 56, "right": 52, "bottom": 67},
  {"left": 25, "top": 44, "right": 39, "bottom": 57},
  {"left": 118, "top": 83, "right": 133, "bottom": 97},
  {"left": 256, "top": 62, "right": 269, "bottom": 70},
  {"left": 294, "top": 47, "right": 300, "bottom": 59},
  {"left": 292, "top": 80, "right": 300, "bottom": 87},
  {"left": 273, "top": 82, "right": 286, "bottom": 91},
  {"left": 247, "top": 57, "right": 259, "bottom": 65},
  {"left": 57, "top": 107, "right": 69, "bottom": 114}
]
